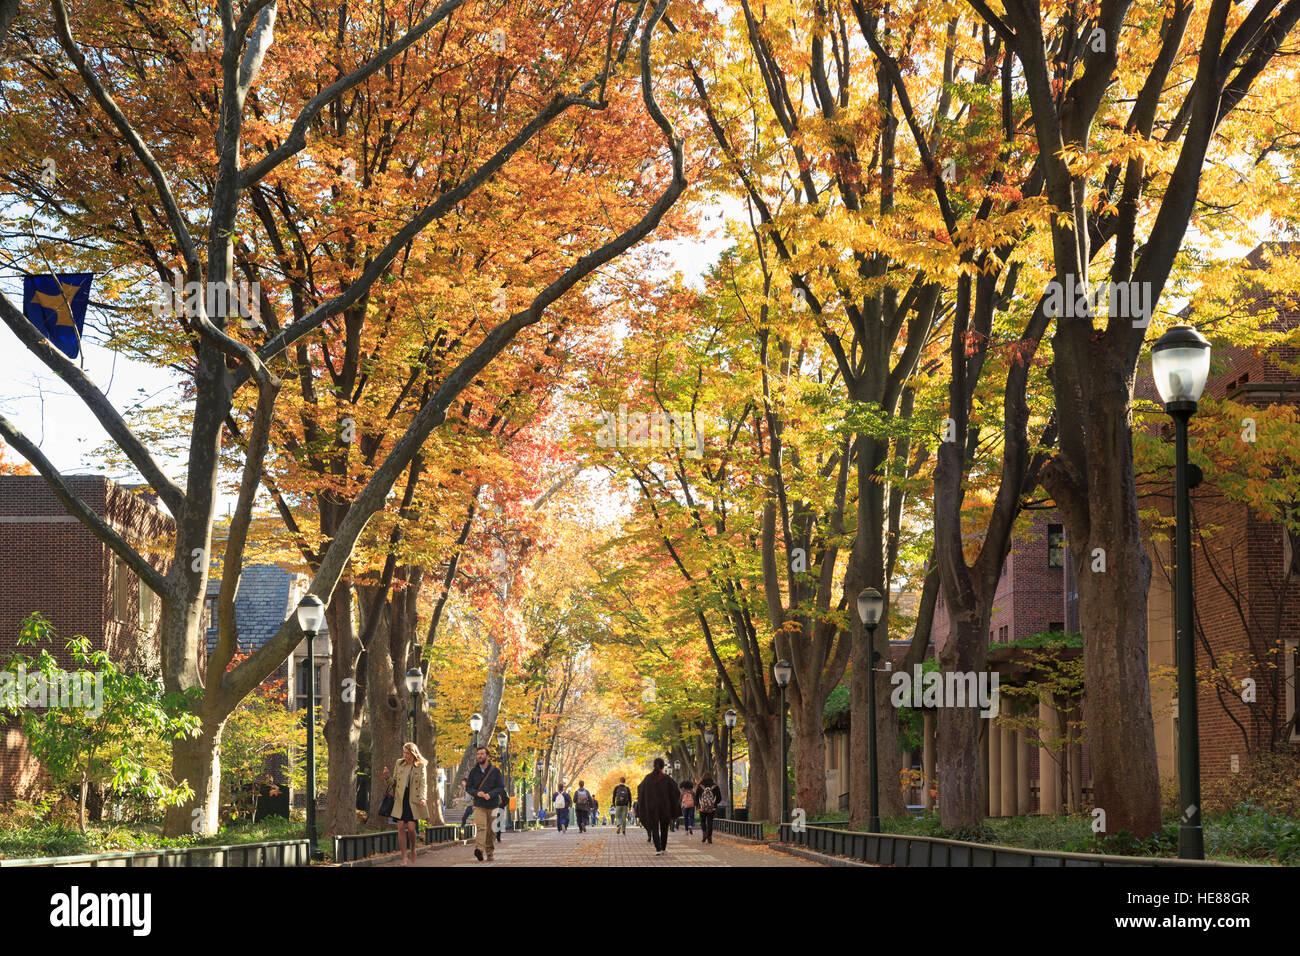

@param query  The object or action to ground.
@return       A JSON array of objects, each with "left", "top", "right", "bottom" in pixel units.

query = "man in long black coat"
[{"left": 637, "top": 758, "right": 679, "bottom": 856}]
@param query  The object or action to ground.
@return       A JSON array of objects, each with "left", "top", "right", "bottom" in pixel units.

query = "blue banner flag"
[{"left": 23, "top": 272, "right": 93, "bottom": 359}]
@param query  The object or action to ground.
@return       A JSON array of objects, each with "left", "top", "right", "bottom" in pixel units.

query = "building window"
[
  {"left": 113, "top": 557, "right": 130, "bottom": 622},
  {"left": 1049, "top": 621, "right": 1064, "bottom": 635},
  {"left": 998, "top": 625, "right": 1008, "bottom": 643},
  {"left": 1048, "top": 524, "right": 1065, "bottom": 568},
  {"left": 138, "top": 578, "right": 155, "bottom": 632},
  {"left": 295, "top": 663, "right": 321, "bottom": 711},
  {"left": 827, "top": 738, "right": 839, "bottom": 771}
]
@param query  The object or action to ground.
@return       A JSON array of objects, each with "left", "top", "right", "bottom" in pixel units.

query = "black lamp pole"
[
  {"left": 305, "top": 628, "right": 319, "bottom": 859},
  {"left": 1171, "top": 398, "right": 1204, "bottom": 860},
  {"left": 1152, "top": 323, "right": 1210, "bottom": 861},
  {"left": 866, "top": 618, "right": 881, "bottom": 834}
]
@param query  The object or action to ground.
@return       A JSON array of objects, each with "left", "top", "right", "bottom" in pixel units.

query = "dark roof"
[{"left": 205, "top": 563, "right": 327, "bottom": 655}]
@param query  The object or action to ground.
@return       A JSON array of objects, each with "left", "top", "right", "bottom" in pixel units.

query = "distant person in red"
[{"left": 637, "top": 758, "right": 680, "bottom": 856}]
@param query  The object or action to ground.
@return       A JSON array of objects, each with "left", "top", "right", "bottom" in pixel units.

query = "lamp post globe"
[
  {"left": 470, "top": 712, "right": 483, "bottom": 747},
  {"left": 1152, "top": 323, "right": 1211, "bottom": 859},
  {"left": 856, "top": 587, "right": 884, "bottom": 627},
  {"left": 1152, "top": 324, "right": 1211, "bottom": 409},
  {"left": 295, "top": 594, "right": 325, "bottom": 634}
]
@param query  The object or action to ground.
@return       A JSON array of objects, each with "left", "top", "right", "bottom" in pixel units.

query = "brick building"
[{"left": 0, "top": 475, "right": 174, "bottom": 802}]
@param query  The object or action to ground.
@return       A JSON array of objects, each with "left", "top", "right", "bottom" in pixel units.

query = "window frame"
[{"left": 1048, "top": 524, "right": 1065, "bottom": 568}]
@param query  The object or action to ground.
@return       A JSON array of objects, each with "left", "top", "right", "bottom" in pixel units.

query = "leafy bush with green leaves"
[{"left": 0, "top": 612, "right": 200, "bottom": 831}]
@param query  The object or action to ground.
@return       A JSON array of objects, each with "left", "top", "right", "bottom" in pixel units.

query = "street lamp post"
[
  {"left": 405, "top": 667, "right": 425, "bottom": 748},
  {"left": 724, "top": 708, "right": 737, "bottom": 818},
  {"left": 470, "top": 712, "right": 482, "bottom": 748},
  {"left": 295, "top": 595, "right": 325, "bottom": 861},
  {"left": 857, "top": 587, "right": 885, "bottom": 833},
  {"left": 773, "top": 659, "right": 792, "bottom": 825},
  {"left": 505, "top": 720, "right": 520, "bottom": 828},
  {"left": 1152, "top": 323, "right": 1212, "bottom": 861},
  {"left": 703, "top": 728, "right": 714, "bottom": 784},
  {"left": 497, "top": 730, "right": 509, "bottom": 831}
]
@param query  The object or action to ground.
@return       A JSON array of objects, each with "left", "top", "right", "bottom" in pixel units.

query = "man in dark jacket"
[
  {"left": 465, "top": 746, "right": 507, "bottom": 862},
  {"left": 612, "top": 777, "right": 633, "bottom": 834},
  {"left": 637, "top": 758, "right": 679, "bottom": 855},
  {"left": 572, "top": 780, "right": 593, "bottom": 833}
]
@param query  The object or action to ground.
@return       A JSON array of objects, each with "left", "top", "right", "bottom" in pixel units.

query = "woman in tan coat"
[{"left": 382, "top": 742, "right": 429, "bottom": 865}]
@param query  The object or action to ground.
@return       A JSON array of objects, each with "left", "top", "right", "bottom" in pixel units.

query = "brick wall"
[{"left": 0, "top": 475, "right": 174, "bottom": 802}]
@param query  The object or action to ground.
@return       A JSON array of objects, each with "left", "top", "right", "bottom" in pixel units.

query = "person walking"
[
  {"left": 612, "top": 777, "right": 632, "bottom": 834},
  {"left": 458, "top": 778, "right": 473, "bottom": 827},
  {"left": 382, "top": 742, "right": 429, "bottom": 866},
  {"left": 679, "top": 779, "right": 695, "bottom": 836},
  {"left": 695, "top": 774, "right": 722, "bottom": 844},
  {"left": 637, "top": 758, "right": 679, "bottom": 856},
  {"left": 590, "top": 795, "right": 599, "bottom": 827},
  {"left": 553, "top": 783, "right": 571, "bottom": 833},
  {"left": 465, "top": 745, "right": 506, "bottom": 862},
  {"left": 573, "top": 780, "right": 593, "bottom": 833}
]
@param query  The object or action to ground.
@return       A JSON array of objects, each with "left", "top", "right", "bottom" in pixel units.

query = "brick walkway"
[{"left": 383, "top": 824, "right": 824, "bottom": 867}]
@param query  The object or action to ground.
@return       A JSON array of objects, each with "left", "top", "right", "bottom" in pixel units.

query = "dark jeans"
[
  {"left": 683, "top": 807, "right": 695, "bottom": 830},
  {"left": 576, "top": 809, "right": 589, "bottom": 832},
  {"left": 556, "top": 809, "right": 569, "bottom": 831},
  {"left": 700, "top": 812, "right": 715, "bottom": 842},
  {"left": 652, "top": 818, "right": 670, "bottom": 852}
]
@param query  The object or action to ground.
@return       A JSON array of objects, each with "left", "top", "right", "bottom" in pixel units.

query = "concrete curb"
[{"left": 765, "top": 841, "right": 878, "bottom": 867}]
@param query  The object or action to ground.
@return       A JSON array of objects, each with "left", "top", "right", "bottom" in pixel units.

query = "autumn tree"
[{"left": 0, "top": 0, "right": 684, "bottom": 835}]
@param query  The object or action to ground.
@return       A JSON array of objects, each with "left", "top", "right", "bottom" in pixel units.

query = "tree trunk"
[
  {"left": 1045, "top": 371, "right": 1162, "bottom": 838},
  {"left": 791, "top": 695, "right": 828, "bottom": 816},
  {"left": 936, "top": 617, "right": 989, "bottom": 830},
  {"left": 452, "top": 633, "right": 506, "bottom": 788},
  {"left": 1074, "top": 485, "right": 1160, "bottom": 836},
  {"left": 322, "top": 585, "right": 362, "bottom": 836},
  {"left": 366, "top": 608, "right": 407, "bottom": 826},
  {"left": 164, "top": 719, "right": 224, "bottom": 836},
  {"left": 744, "top": 729, "right": 771, "bottom": 821}
]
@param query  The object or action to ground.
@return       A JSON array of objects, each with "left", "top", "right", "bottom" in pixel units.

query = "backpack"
[
  {"left": 680, "top": 788, "right": 694, "bottom": 809},
  {"left": 699, "top": 785, "right": 717, "bottom": 813},
  {"left": 575, "top": 789, "right": 590, "bottom": 809},
  {"left": 614, "top": 784, "right": 631, "bottom": 806},
  {"left": 555, "top": 792, "right": 567, "bottom": 810}
]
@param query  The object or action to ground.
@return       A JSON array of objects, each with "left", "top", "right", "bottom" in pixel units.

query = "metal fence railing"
[
  {"left": 778, "top": 824, "right": 1247, "bottom": 867},
  {"left": 0, "top": 838, "right": 311, "bottom": 868}
]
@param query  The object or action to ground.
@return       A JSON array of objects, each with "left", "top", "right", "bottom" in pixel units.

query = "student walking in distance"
[
  {"left": 465, "top": 745, "right": 507, "bottom": 862},
  {"left": 382, "top": 742, "right": 429, "bottom": 866},
  {"left": 553, "top": 783, "right": 571, "bottom": 833},
  {"left": 679, "top": 778, "right": 695, "bottom": 836},
  {"left": 695, "top": 774, "right": 722, "bottom": 844},
  {"left": 590, "top": 795, "right": 599, "bottom": 827},
  {"left": 637, "top": 758, "right": 679, "bottom": 856},
  {"left": 612, "top": 777, "right": 632, "bottom": 834},
  {"left": 573, "top": 780, "right": 593, "bottom": 833}
]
